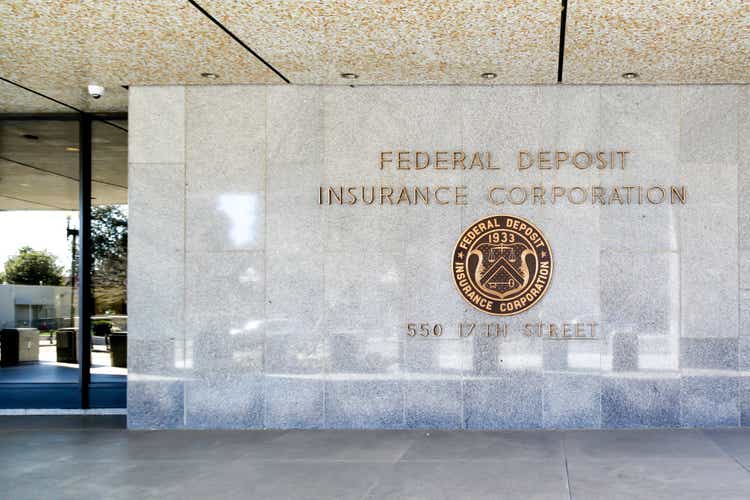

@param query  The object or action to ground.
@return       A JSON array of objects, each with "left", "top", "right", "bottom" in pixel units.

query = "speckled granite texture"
[
  {"left": 565, "top": 0, "right": 750, "bottom": 84},
  {"left": 196, "top": 0, "right": 561, "bottom": 84},
  {"left": 128, "top": 84, "right": 750, "bottom": 429},
  {"left": 0, "top": 1, "right": 279, "bottom": 112},
  {"left": 3, "top": 1, "right": 747, "bottom": 113}
]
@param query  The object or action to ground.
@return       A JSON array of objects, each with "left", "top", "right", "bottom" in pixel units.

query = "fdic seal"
[{"left": 452, "top": 215, "right": 553, "bottom": 316}]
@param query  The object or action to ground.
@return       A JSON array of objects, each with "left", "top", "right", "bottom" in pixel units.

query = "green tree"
[
  {"left": 91, "top": 205, "right": 128, "bottom": 314},
  {"left": 2, "top": 246, "right": 64, "bottom": 285}
]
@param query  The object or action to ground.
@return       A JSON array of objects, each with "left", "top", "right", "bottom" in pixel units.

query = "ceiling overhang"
[{"left": 0, "top": 1, "right": 748, "bottom": 113}]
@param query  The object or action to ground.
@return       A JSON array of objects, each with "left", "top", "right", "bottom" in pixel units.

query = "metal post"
[
  {"left": 78, "top": 114, "right": 92, "bottom": 408},
  {"left": 66, "top": 217, "right": 78, "bottom": 330}
]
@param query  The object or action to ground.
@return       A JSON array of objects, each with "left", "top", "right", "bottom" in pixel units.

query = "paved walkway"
[{"left": 1, "top": 417, "right": 750, "bottom": 499}]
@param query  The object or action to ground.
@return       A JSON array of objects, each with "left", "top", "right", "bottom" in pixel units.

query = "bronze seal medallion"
[{"left": 452, "top": 215, "right": 553, "bottom": 316}]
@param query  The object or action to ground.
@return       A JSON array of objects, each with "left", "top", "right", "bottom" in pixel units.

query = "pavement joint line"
[
  {"left": 359, "top": 477, "right": 381, "bottom": 500},
  {"left": 393, "top": 437, "right": 418, "bottom": 463},
  {"left": 562, "top": 432, "right": 573, "bottom": 500},
  {"left": 703, "top": 431, "right": 750, "bottom": 476},
  {"left": 701, "top": 430, "right": 750, "bottom": 474},
  {"left": 386, "top": 458, "right": 565, "bottom": 462},
  {"left": 729, "top": 454, "right": 750, "bottom": 475}
]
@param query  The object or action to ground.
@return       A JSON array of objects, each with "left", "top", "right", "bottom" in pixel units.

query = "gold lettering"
[
  {"left": 573, "top": 151, "right": 592, "bottom": 169},
  {"left": 396, "top": 186, "right": 412, "bottom": 204},
  {"left": 414, "top": 186, "right": 429, "bottom": 204},
  {"left": 532, "top": 186, "right": 545, "bottom": 205},
  {"left": 647, "top": 186, "right": 665, "bottom": 204},
  {"left": 622, "top": 186, "right": 636, "bottom": 204},
  {"left": 488, "top": 186, "right": 505, "bottom": 205},
  {"left": 397, "top": 151, "right": 411, "bottom": 170},
  {"left": 567, "top": 186, "right": 587, "bottom": 205},
  {"left": 469, "top": 152, "right": 485, "bottom": 170},
  {"left": 575, "top": 323, "right": 585, "bottom": 337},
  {"left": 435, "top": 151, "right": 449, "bottom": 169},
  {"left": 562, "top": 323, "right": 572, "bottom": 337},
  {"left": 671, "top": 186, "right": 687, "bottom": 204},
  {"left": 380, "top": 186, "right": 394, "bottom": 204},
  {"left": 453, "top": 151, "right": 466, "bottom": 170},
  {"left": 552, "top": 186, "right": 566, "bottom": 204},
  {"left": 618, "top": 151, "right": 629, "bottom": 169},
  {"left": 538, "top": 151, "right": 551, "bottom": 169},
  {"left": 486, "top": 152, "right": 498, "bottom": 169},
  {"left": 362, "top": 186, "right": 375, "bottom": 204},
  {"left": 508, "top": 186, "right": 527, "bottom": 205},
  {"left": 435, "top": 186, "right": 451, "bottom": 205},
  {"left": 328, "top": 186, "right": 343, "bottom": 205},
  {"left": 455, "top": 186, "right": 468, "bottom": 205},
  {"left": 608, "top": 187, "right": 623, "bottom": 205},
  {"left": 380, "top": 151, "right": 393, "bottom": 170},
  {"left": 591, "top": 186, "right": 605, "bottom": 204},
  {"left": 415, "top": 151, "right": 430, "bottom": 170},
  {"left": 518, "top": 150, "right": 533, "bottom": 170},
  {"left": 596, "top": 151, "right": 607, "bottom": 169},
  {"left": 346, "top": 186, "right": 357, "bottom": 204}
]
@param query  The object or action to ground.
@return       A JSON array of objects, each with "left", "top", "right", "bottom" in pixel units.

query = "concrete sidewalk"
[{"left": 1, "top": 417, "right": 749, "bottom": 499}]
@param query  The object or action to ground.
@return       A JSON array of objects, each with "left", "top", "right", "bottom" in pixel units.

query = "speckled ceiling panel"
[
  {"left": 0, "top": 80, "right": 73, "bottom": 114},
  {"left": 197, "top": 0, "right": 562, "bottom": 84},
  {"left": 0, "top": 0, "right": 281, "bottom": 112},
  {"left": 565, "top": 0, "right": 750, "bottom": 83}
]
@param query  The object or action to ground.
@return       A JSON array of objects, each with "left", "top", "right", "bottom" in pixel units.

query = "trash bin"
[
  {"left": 109, "top": 332, "right": 127, "bottom": 368},
  {"left": 0, "top": 329, "right": 20, "bottom": 367},
  {"left": 56, "top": 328, "right": 77, "bottom": 363},
  {"left": 16, "top": 328, "right": 40, "bottom": 362},
  {"left": 1, "top": 328, "right": 39, "bottom": 366}
]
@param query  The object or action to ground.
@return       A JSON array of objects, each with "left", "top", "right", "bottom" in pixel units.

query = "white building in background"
[{"left": 0, "top": 284, "right": 74, "bottom": 330}]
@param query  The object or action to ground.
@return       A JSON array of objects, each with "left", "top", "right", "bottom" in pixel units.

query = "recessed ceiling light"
[
  {"left": 21, "top": 134, "right": 39, "bottom": 140},
  {"left": 19, "top": 183, "right": 30, "bottom": 188},
  {"left": 340, "top": 72, "right": 359, "bottom": 80},
  {"left": 65, "top": 147, "right": 79, "bottom": 152},
  {"left": 622, "top": 72, "right": 639, "bottom": 80},
  {"left": 481, "top": 72, "right": 498, "bottom": 80},
  {"left": 201, "top": 72, "right": 219, "bottom": 79}
]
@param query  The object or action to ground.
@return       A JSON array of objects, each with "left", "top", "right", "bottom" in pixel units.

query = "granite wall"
[{"left": 128, "top": 85, "right": 750, "bottom": 429}]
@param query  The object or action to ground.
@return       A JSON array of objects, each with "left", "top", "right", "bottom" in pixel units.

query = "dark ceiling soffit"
[
  {"left": 187, "top": 0, "right": 291, "bottom": 84},
  {"left": 96, "top": 119, "right": 128, "bottom": 133},
  {"left": 0, "top": 113, "right": 127, "bottom": 120},
  {"left": 0, "top": 114, "right": 128, "bottom": 135},
  {"left": 0, "top": 155, "right": 128, "bottom": 190},
  {"left": 0, "top": 113, "right": 81, "bottom": 120},
  {"left": 0, "top": 193, "right": 67, "bottom": 210}
]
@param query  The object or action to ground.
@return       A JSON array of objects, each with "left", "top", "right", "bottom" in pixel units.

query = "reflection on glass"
[
  {"left": 90, "top": 120, "right": 128, "bottom": 382},
  {"left": 0, "top": 120, "right": 81, "bottom": 387}
]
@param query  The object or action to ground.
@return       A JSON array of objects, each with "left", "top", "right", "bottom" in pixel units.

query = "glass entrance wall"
[
  {"left": 89, "top": 119, "right": 128, "bottom": 402},
  {"left": 0, "top": 119, "right": 81, "bottom": 407},
  {"left": 0, "top": 115, "right": 127, "bottom": 409}
]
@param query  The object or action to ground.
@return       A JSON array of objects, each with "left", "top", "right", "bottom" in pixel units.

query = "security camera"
[{"left": 87, "top": 84, "right": 105, "bottom": 99}]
